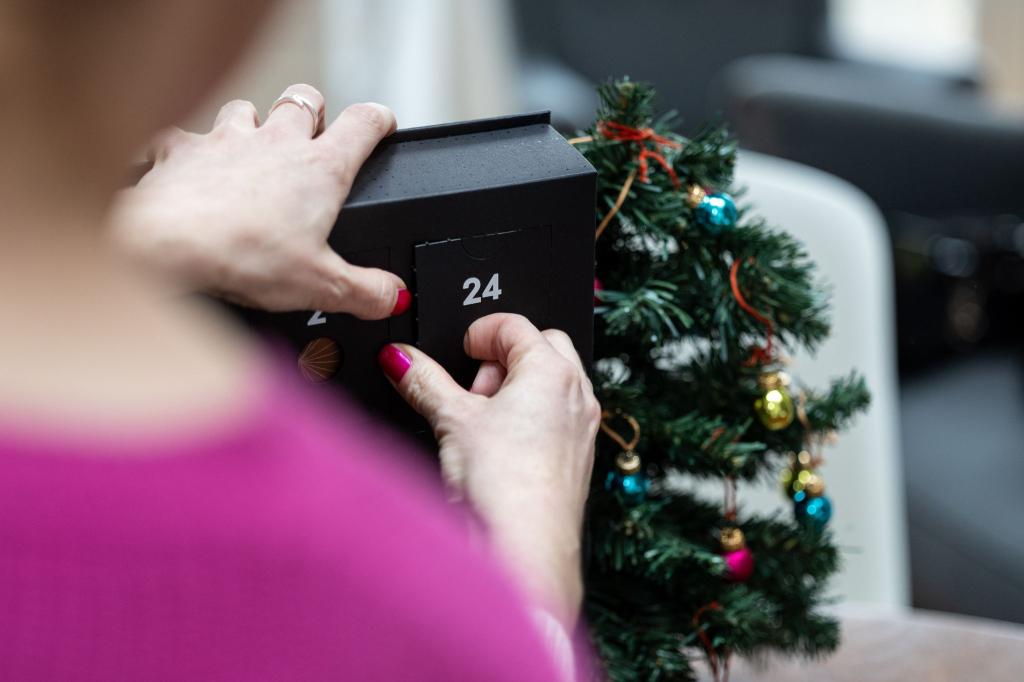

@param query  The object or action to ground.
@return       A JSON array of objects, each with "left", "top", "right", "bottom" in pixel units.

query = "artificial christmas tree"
[{"left": 573, "top": 79, "right": 870, "bottom": 681}]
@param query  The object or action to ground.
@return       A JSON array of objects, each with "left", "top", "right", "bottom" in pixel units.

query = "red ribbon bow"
[{"left": 598, "top": 121, "right": 683, "bottom": 189}]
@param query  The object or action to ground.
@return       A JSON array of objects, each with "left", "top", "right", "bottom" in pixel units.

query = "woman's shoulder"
[{"left": 0, "top": 362, "right": 561, "bottom": 681}]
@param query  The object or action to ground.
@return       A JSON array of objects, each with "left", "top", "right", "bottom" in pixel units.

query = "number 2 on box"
[{"left": 463, "top": 273, "right": 502, "bottom": 306}]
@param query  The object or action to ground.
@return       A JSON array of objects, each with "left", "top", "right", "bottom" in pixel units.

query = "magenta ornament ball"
[{"left": 724, "top": 547, "right": 755, "bottom": 582}]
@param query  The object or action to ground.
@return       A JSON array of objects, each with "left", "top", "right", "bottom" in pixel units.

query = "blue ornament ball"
[
  {"left": 605, "top": 471, "right": 649, "bottom": 504},
  {"left": 695, "top": 192, "right": 738, "bottom": 235},
  {"left": 795, "top": 495, "right": 832, "bottom": 528}
]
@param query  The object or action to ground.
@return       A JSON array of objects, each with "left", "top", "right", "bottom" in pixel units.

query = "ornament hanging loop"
[
  {"left": 595, "top": 168, "right": 637, "bottom": 240},
  {"left": 599, "top": 409, "right": 641, "bottom": 453},
  {"left": 724, "top": 475, "right": 737, "bottom": 520},
  {"left": 796, "top": 390, "right": 812, "bottom": 432},
  {"left": 796, "top": 390, "right": 829, "bottom": 468}
]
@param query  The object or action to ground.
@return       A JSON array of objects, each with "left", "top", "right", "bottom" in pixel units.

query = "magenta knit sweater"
[{"left": 0, "top": 366, "right": 567, "bottom": 681}]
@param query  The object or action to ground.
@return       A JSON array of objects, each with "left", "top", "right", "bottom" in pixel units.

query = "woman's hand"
[
  {"left": 378, "top": 314, "right": 600, "bottom": 629},
  {"left": 108, "top": 84, "right": 410, "bottom": 319}
]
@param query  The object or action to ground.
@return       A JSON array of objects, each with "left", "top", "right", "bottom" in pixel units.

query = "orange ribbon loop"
[
  {"left": 729, "top": 257, "right": 774, "bottom": 365},
  {"left": 692, "top": 601, "right": 724, "bottom": 679}
]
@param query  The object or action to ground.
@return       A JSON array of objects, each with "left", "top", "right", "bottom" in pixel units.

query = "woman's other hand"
[
  {"left": 109, "top": 85, "right": 410, "bottom": 319},
  {"left": 378, "top": 314, "right": 600, "bottom": 629}
]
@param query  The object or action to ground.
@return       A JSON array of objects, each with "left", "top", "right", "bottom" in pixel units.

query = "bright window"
[{"left": 829, "top": 0, "right": 979, "bottom": 72}]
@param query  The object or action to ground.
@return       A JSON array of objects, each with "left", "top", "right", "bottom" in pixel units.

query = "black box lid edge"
[
  {"left": 344, "top": 167, "right": 597, "bottom": 211},
  {"left": 384, "top": 111, "right": 552, "bottom": 145}
]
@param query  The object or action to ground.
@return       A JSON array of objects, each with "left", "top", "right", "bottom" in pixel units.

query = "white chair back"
[{"left": 731, "top": 151, "right": 909, "bottom": 606}]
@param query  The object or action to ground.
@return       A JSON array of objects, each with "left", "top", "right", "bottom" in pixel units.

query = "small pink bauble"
[
  {"left": 724, "top": 547, "right": 755, "bottom": 582},
  {"left": 594, "top": 276, "right": 604, "bottom": 304}
]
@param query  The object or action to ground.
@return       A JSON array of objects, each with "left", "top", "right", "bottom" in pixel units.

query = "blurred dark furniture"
[
  {"left": 514, "top": 0, "right": 829, "bottom": 131},
  {"left": 513, "top": 0, "right": 1024, "bottom": 626},
  {"left": 715, "top": 55, "right": 1024, "bottom": 368}
]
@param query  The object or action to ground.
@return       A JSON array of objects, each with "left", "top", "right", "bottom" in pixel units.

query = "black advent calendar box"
[{"left": 236, "top": 112, "right": 597, "bottom": 431}]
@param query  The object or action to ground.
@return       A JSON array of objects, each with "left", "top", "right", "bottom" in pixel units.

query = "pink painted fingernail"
[
  {"left": 378, "top": 344, "right": 412, "bottom": 383},
  {"left": 391, "top": 289, "right": 412, "bottom": 317}
]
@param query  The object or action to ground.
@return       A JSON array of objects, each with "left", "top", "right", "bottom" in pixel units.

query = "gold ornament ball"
[
  {"left": 754, "top": 372, "right": 795, "bottom": 431},
  {"left": 720, "top": 527, "right": 746, "bottom": 553}
]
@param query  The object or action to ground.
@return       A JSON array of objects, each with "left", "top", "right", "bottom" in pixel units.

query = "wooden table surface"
[{"left": 708, "top": 604, "right": 1024, "bottom": 682}]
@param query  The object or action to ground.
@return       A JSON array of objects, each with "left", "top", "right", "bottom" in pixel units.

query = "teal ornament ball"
[
  {"left": 695, "top": 192, "right": 738, "bottom": 234},
  {"left": 604, "top": 470, "right": 649, "bottom": 504},
  {"left": 795, "top": 495, "right": 832, "bottom": 529}
]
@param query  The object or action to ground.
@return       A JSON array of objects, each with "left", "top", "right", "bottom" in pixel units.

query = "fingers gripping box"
[{"left": 237, "top": 112, "right": 597, "bottom": 430}]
